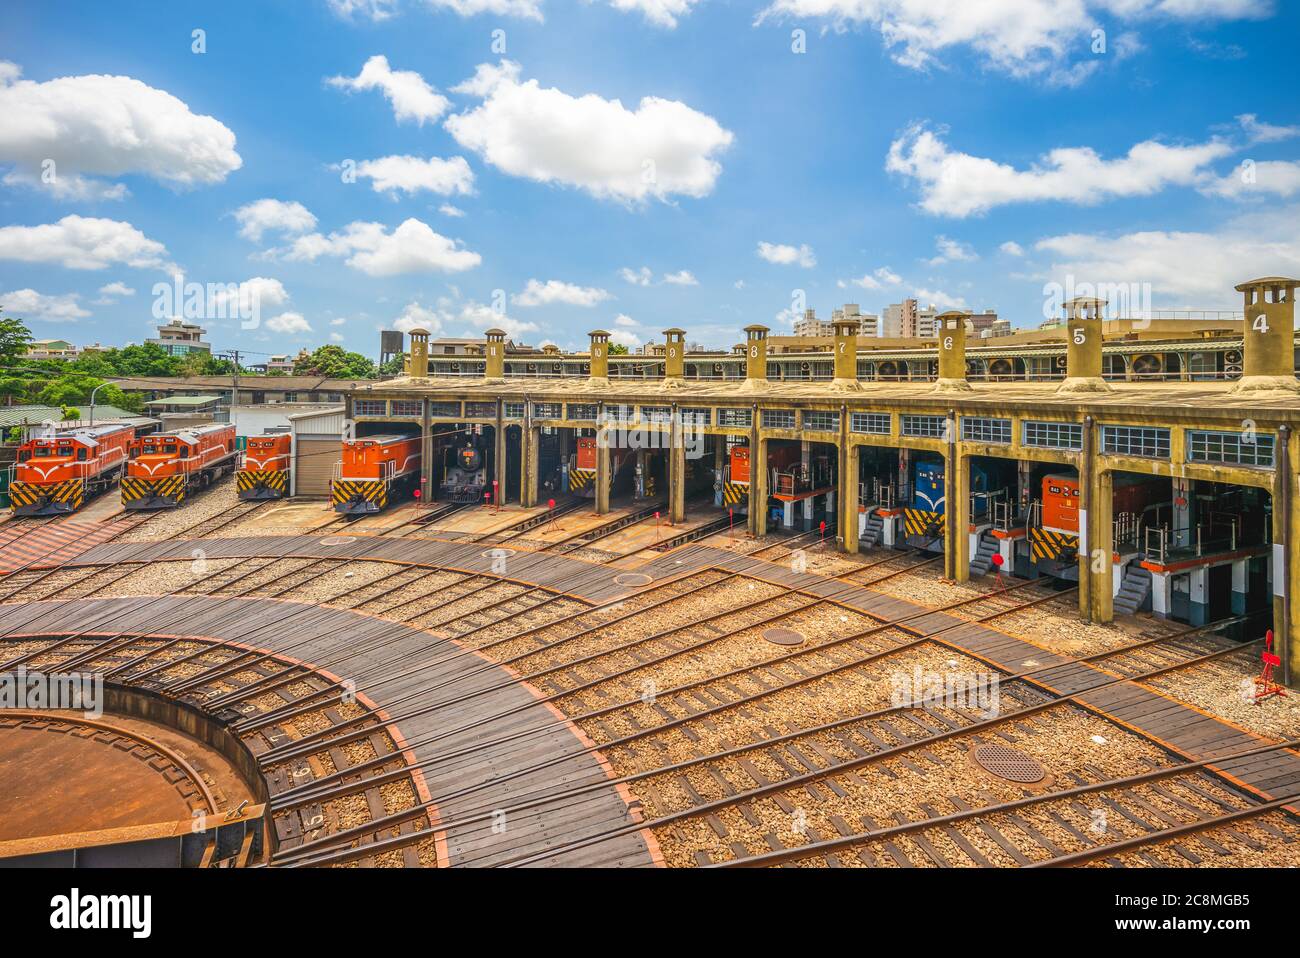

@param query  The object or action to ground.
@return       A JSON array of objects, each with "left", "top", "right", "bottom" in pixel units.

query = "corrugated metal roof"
[
  {"left": 0, "top": 404, "right": 139, "bottom": 428},
  {"left": 143, "top": 394, "right": 223, "bottom": 406}
]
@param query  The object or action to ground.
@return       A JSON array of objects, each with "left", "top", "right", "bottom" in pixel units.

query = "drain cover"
[
  {"left": 762, "top": 628, "right": 805, "bottom": 647},
  {"left": 614, "top": 573, "right": 653, "bottom": 587},
  {"left": 320, "top": 536, "right": 357, "bottom": 546},
  {"left": 972, "top": 744, "right": 1046, "bottom": 784}
]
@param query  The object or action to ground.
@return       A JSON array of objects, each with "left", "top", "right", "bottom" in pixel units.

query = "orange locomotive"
[
  {"left": 122, "top": 423, "right": 239, "bottom": 509},
  {"left": 237, "top": 432, "right": 292, "bottom": 500},
  {"left": 9, "top": 423, "right": 136, "bottom": 516},
  {"left": 1031, "top": 472, "right": 1162, "bottom": 576},
  {"left": 331, "top": 434, "right": 422, "bottom": 514}
]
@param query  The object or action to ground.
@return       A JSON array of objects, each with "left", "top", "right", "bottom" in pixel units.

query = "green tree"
[
  {"left": 293, "top": 344, "right": 376, "bottom": 379},
  {"left": 608, "top": 343, "right": 629, "bottom": 355},
  {"left": 0, "top": 309, "right": 34, "bottom": 364},
  {"left": 378, "top": 356, "right": 406, "bottom": 376}
]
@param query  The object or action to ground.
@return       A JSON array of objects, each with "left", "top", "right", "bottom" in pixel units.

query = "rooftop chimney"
[
  {"left": 484, "top": 328, "right": 506, "bottom": 382},
  {"left": 587, "top": 329, "right": 610, "bottom": 387},
  {"left": 740, "top": 324, "right": 769, "bottom": 391},
  {"left": 407, "top": 328, "right": 429, "bottom": 379},
  {"left": 661, "top": 327, "right": 686, "bottom": 389},
  {"left": 831, "top": 316, "right": 861, "bottom": 391},
  {"left": 933, "top": 311, "right": 972, "bottom": 392},
  {"left": 1231, "top": 277, "right": 1299, "bottom": 393},
  {"left": 1056, "top": 297, "right": 1112, "bottom": 394}
]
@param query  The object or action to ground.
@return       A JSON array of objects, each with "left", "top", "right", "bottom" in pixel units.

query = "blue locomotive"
[{"left": 903, "top": 459, "right": 1012, "bottom": 549}]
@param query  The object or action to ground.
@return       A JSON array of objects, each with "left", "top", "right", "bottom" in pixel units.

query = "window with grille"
[
  {"left": 532, "top": 402, "right": 561, "bottom": 419},
  {"left": 503, "top": 403, "right": 525, "bottom": 419},
  {"left": 427, "top": 402, "right": 460, "bottom": 418},
  {"left": 961, "top": 417, "right": 1011, "bottom": 444},
  {"left": 391, "top": 400, "right": 421, "bottom": 417},
  {"left": 1102, "top": 425, "right": 1170, "bottom": 459},
  {"left": 1023, "top": 421, "right": 1083, "bottom": 450},
  {"left": 354, "top": 399, "right": 387, "bottom": 416},
  {"left": 603, "top": 404, "right": 633, "bottom": 423},
  {"left": 1188, "top": 430, "right": 1274, "bottom": 468},
  {"left": 803, "top": 410, "right": 840, "bottom": 432},
  {"left": 901, "top": 415, "right": 947, "bottom": 438},
  {"left": 851, "top": 413, "right": 891, "bottom": 434},
  {"left": 466, "top": 402, "right": 497, "bottom": 419},
  {"left": 681, "top": 407, "right": 712, "bottom": 426},
  {"left": 717, "top": 408, "right": 753, "bottom": 428},
  {"left": 568, "top": 403, "right": 598, "bottom": 421},
  {"left": 641, "top": 406, "right": 672, "bottom": 424},
  {"left": 762, "top": 409, "right": 796, "bottom": 429}
]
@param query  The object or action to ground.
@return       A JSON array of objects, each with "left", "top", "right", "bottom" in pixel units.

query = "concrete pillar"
[
  {"left": 669, "top": 408, "right": 685, "bottom": 524},
  {"left": 494, "top": 403, "right": 507, "bottom": 506},
  {"left": 484, "top": 328, "right": 506, "bottom": 381},
  {"left": 713, "top": 441, "right": 724, "bottom": 507},
  {"left": 1172, "top": 476, "right": 1192, "bottom": 549},
  {"left": 1232, "top": 277, "right": 1299, "bottom": 393},
  {"left": 946, "top": 447, "right": 970, "bottom": 582},
  {"left": 1151, "top": 571, "right": 1173, "bottom": 618},
  {"left": 522, "top": 425, "right": 539, "bottom": 507},
  {"left": 1057, "top": 297, "right": 1111, "bottom": 394},
  {"left": 1274, "top": 424, "right": 1294, "bottom": 686},
  {"left": 1231, "top": 558, "right": 1249, "bottom": 616},
  {"left": 934, "top": 311, "right": 972, "bottom": 393},
  {"left": 1188, "top": 566, "right": 1210, "bottom": 626},
  {"left": 420, "top": 398, "right": 433, "bottom": 503},
  {"left": 751, "top": 436, "right": 769, "bottom": 536},
  {"left": 595, "top": 418, "right": 610, "bottom": 516},
  {"left": 843, "top": 444, "right": 860, "bottom": 553},
  {"left": 408, "top": 328, "right": 430, "bottom": 378}
]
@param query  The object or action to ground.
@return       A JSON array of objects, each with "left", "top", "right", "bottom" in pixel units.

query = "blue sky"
[{"left": 1, "top": 0, "right": 1297, "bottom": 362}]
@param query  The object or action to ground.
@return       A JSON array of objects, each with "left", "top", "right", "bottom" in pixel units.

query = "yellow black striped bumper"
[
  {"left": 1030, "top": 526, "right": 1079, "bottom": 562},
  {"left": 568, "top": 468, "right": 595, "bottom": 493},
  {"left": 238, "top": 469, "right": 288, "bottom": 499},
  {"left": 723, "top": 481, "right": 747, "bottom": 507},
  {"left": 122, "top": 475, "right": 186, "bottom": 509},
  {"left": 332, "top": 479, "right": 386, "bottom": 514},
  {"left": 904, "top": 508, "right": 945, "bottom": 538},
  {"left": 9, "top": 479, "right": 85, "bottom": 515}
]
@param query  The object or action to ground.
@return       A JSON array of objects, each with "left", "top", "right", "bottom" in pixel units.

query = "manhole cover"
[
  {"left": 972, "top": 744, "right": 1046, "bottom": 784},
  {"left": 320, "top": 536, "right": 357, "bottom": 546},
  {"left": 613, "top": 573, "right": 653, "bottom": 587},
  {"left": 762, "top": 628, "right": 805, "bottom": 647}
]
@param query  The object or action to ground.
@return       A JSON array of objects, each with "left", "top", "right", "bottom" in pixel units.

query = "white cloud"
[
  {"left": 757, "top": 241, "right": 816, "bottom": 268},
  {"left": 393, "top": 301, "right": 444, "bottom": 334},
  {"left": 234, "top": 199, "right": 317, "bottom": 243},
  {"left": 1000, "top": 241, "right": 1026, "bottom": 257},
  {"left": 0, "top": 215, "right": 171, "bottom": 271},
  {"left": 1236, "top": 113, "right": 1300, "bottom": 145},
  {"left": 330, "top": 331, "right": 345, "bottom": 342},
  {"left": 887, "top": 123, "right": 1234, "bottom": 216},
  {"left": 439, "top": 203, "right": 466, "bottom": 217},
  {"left": 620, "top": 266, "right": 653, "bottom": 286},
  {"left": 605, "top": 0, "right": 701, "bottom": 28},
  {"left": 328, "top": 55, "right": 450, "bottom": 125},
  {"left": 423, "top": 0, "right": 544, "bottom": 19},
  {"left": 97, "top": 281, "right": 135, "bottom": 298},
  {"left": 513, "top": 278, "right": 612, "bottom": 307},
  {"left": 662, "top": 269, "right": 698, "bottom": 285},
  {"left": 330, "top": 317, "right": 347, "bottom": 326},
  {"left": 327, "top": 0, "right": 399, "bottom": 20},
  {"left": 913, "top": 288, "right": 967, "bottom": 310},
  {"left": 928, "top": 235, "right": 978, "bottom": 265},
  {"left": 613, "top": 313, "right": 638, "bottom": 327},
  {"left": 284, "top": 218, "right": 481, "bottom": 276},
  {"left": 755, "top": 1, "right": 1270, "bottom": 80},
  {"left": 1034, "top": 203, "right": 1300, "bottom": 306},
  {"left": 610, "top": 328, "right": 642, "bottom": 349},
  {"left": 0, "top": 61, "right": 241, "bottom": 199},
  {"left": 733, "top": 279, "right": 745, "bottom": 289},
  {"left": 1204, "top": 159, "right": 1300, "bottom": 199},
  {"left": 352, "top": 154, "right": 474, "bottom": 196},
  {"left": 446, "top": 60, "right": 733, "bottom": 203},
  {"left": 266, "top": 311, "right": 312, "bottom": 334},
  {"left": 841, "top": 266, "right": 903, "bottom": 290},
  {"left": 211, "top": 277, "right": 291, "bottom": 316},
  {"left": 0, "top": 288, "right": 90, "bottom": 322}
]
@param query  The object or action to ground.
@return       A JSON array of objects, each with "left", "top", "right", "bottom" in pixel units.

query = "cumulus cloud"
[
  {"left": 1204, "top": 159, "right": 1300, "bottom": 199},
  {"left": 512, "top": 278, "right": 612, "bottom": 307},
  {"left": 613, "top": 313, "right": 638, "bottom": 327},
  {"left": 266, "top": 311, "right": 312, "bottom": 334},
  {"left": 1034, "top": 202, "right": 1300, "bottom": 306},
  {"left": 927, "top": 235, "right": 978, "bottom": 265},
  {"left": 0, "top": 215, "right": 171, "bottom": 271},
  {"left": 0, "top": 288, "right": 90, "bottom": 322},
  {"left": 96, "top": 281, "right": 136, "bottom": 302},
  {"left": 0, "top": 61, "right": 240, "bottom": 199},
  {"left": 445, "top": 61, "right": 733, "bottom": 203},
  {"left": 620, "top": 266, "right": 653, "bottom": 286},
  {"left": 327, "top": 0, "right": 399, "bottom": 19},
  {"left": 283, "top": 218, "right": 481, "bottom": 276},
  {"left": 393, "top": 301, "right": 445, "bottom": 334},
  {"left": 424, "top": 0, "right": 544, "bottom": 19},
  {"left": 439, "top": 204, "right": 466, "bottom": 217},
  {"left": 914, "top": 288, "right": 967, "bottom": 310},
  {"left": 662, "top": 269, "right": 698, "bottom": 285},
  {"left": 234, "top": 199, "right": 317, "bottom": 243},
  {"left": 1000, "top": 241, "right": 1026, "bottom": 257},
  {"left": 755, "top": 0, "right": 1271, "bottom": 81},
  {"left": 393, "top": 295, "right": 537, "bottom": 339},
  {"left": 887, "top": 123, "right": 1234, "bottom": 216},
  {"left": 211, "top": 277, "right": 291, "bottom": 317},
  {"left": 351, "top": 154, "right": 474, "bottom": 196},
  {"left": 328, "top": 55, "right": 450, "bottom": 125},
  {"left": 757, "top": 241, "right": 816, "bottom": 268},
  {"left": 1236, "top": 113, "right": 1300, "bottom": 145},
  {"left": 840, "top": 266, "right": 903, "bottom": 290},
  {"left": 605, "top": 0, "right": 701, "bottom": 27}
]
